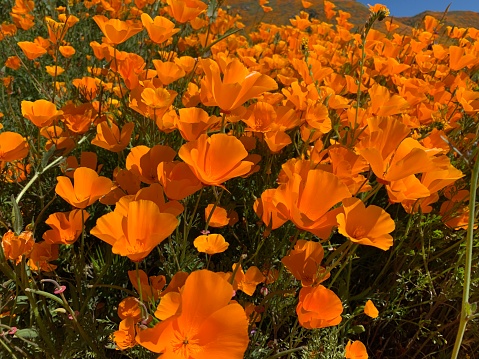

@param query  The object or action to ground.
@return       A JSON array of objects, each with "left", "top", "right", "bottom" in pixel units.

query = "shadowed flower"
[
  {"left": 281, "top": 240, "right": 329, "bottom": 287},
  {"left": 136, "top": 270, "right": 249, "bottom": 358},
  {"left": 42, "top": 210, "right": 89, "bottom": 245},
  {"left": 157, "top": 161, "right": 203, "bottom": 200},
  {"left": 91, "top": 121, "right": 134, "bottom": 152},
  {"left": 118, "top": 297, "right": 142, "bottom": 322},
  {"left": 336, "top": 198, "right": 395, "bottom": 251},
  {"left": 126, "top": 145, "right": 176, "bottom": 184},
  {"left": 114, "top": 318, "right": 137, "bottom": 350},
  {"left": 228, "top": 264, "right": 265, "bottom": 296},
  {"left": 1, "top": 230, "right": 34, "bottom": 265},
  {"left": 28, "top": 242, "right": 59, "bottom": 272},
  {"left": 5, "top": 56, "right": 21, "bottom": 70},
  {"left": 55, "top": 167, "right": 113, "bottom": 209},
  {"left": 205, "top": 204, "right": 229, "bottom": 228},
  {"left": 297, "top": 285, "right": 343, "bottom": 329},
  {"left": 128, "top": 270, "right": 166, "bottom": 302}
]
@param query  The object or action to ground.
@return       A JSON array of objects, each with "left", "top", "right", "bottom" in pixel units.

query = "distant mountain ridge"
[{"left": 224, "top": 0, "right": 479, "bottom": 33}]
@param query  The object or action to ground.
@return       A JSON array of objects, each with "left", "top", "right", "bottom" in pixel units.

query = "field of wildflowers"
[{"left": 0, "top": 0, "right": 478, "bottom": 358}]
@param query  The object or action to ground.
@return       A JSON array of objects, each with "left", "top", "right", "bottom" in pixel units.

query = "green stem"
[
  {"left": 15, "top": 135, "right": 89, "bottom": 204},
  {"left": 0, "top": 337, "right": 19, "bottom": 359},
  {"left": 24, "top": 288, "right": 65, "bottom": 306},
  {"left": 451, "top": 152, "right": 479, "bottom": 359},
  {"left": 265, "top": 346, "right": 307, "bottom": 359}
]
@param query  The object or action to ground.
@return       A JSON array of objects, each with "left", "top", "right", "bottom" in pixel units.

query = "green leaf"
[
  {"left": 41, "top": 144, "right": 56, "bottom": 170},
  {"left": 349, "top": 325, "right": 365, "bottom": 334},
  {"left": 15, "top": 328, "right": 39, "bottom": 339},
  {"left": 11, "top": 195, "right": 23, "bottom": 235}
]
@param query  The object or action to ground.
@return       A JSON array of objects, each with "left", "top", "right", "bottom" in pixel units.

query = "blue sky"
[{"left": 356, "top": 1, "right": 479, "bottom": 17}]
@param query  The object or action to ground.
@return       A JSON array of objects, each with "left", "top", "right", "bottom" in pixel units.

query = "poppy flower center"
[
  {"left": 172, "top": 331, "right": 202, "bottom": 357},
  {"left": 352, "top": 226, "right": 367, "bottom": 238}
]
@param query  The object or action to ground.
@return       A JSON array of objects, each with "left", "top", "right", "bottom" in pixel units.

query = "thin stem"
[
  {"left": 451, "top": 151, "right": 479, "bottom": 359},
  {"left": 265, "top": 346, "right": 307, "bottom": 359}
]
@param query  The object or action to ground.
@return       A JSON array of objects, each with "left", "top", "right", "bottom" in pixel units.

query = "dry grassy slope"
[
  {"left": 397, "top": 10, "right": 479, "bottom": 30},
  {"left": 223, "top": 0, "right": 478, "bottom": 34}
]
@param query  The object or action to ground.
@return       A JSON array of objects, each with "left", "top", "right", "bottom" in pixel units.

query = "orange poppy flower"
[
  {"left": 5, "top": 56, "right": 21, "bottom": 70},
  {"left": 72, "top": 77, "right": 99, "bottom": 101},
  {"left": 0, "top": 131, "right": 29, "bottom": 162},
  {"left": 100, "top": 169, "right": 141, "bottom": 205},
  {"left": 345, "top": 340, "right": 368, "bottom": 359},
  {"left": 126, "top": 145, "right": 176, "bottom": 184},
  {"left": 154, "top": 291, "right": 182, "bottom": 320},
  {"left": 254, "top": 188, "right": 289, "bottom": 231},
  {"left": 324, "top": 1, "right": 336, "bottom": 19},
  {"left": 228, "top": 264, "right": 265, "bottom": 296},
  {"left": 136, "top": 270, "right": 249, "bottom": 358},
  {"left": 38, "top": 126, "right": 74, "bottom": 155},
  {"left": 141, "top": 14, "right": 179, "bottom": 44},
  {"left": 368, "top": 83, "right": 409, "bottom": 117},
  {"left": 42, "top": 210, "right": 89, "bottom": 245},
  {"left": 93, "top": 15, "right": 142, "bottom": 45},
  {"left": 205, "top": 204, "right": 229, "bottom": 228},
  {"left": 90, "top": 198, "right": 179, "bottom": 261},
  {"left": 165, "top": 0, "right": 208, "bottom": 23},
  {"left": 2, "top": 162, "right": 31, "bottom": 183},
  {"left": 118, "top": 297, "right": 142, "bottom": 322},
  {"left": 336, "top": 198, "right": 395, "bottom": 251},
  {"left": 45, "top": 65, "right": 65, "bottom": 77},
  {"left": 182, "top": 82, "right": 201, "bottom": 107},
  {"left": 153, "top": 60, "right": 186, "bottom": 86},
  {"left": 178, "top": 133, "right": 255, "bottom": 187},
  {"left": 357, "top": 118, "right": 438, "bottom": 183},
  {"left": 55, "top": 167, "right": 113, "bottom": 209},
  {"left": 275, "top": 169, "right": 352, "bottom": 238},
  {"left": 133, "top": 183, "right": 184, "bottom": 217},
  {"left": 175, "top": 107, "right": 220, "bottom": 141},
  {"left": 21, "top": 99, "right": 63, "bottom": 127},
  {"left": 157, "top": 161, "right": 203, "bottom": 200},
  {"left": 364, "top": 300, "right": 379, "bottom": 318},
  {"left": 1, "top": 230, "right": 34, "bottom": 265},
  {"left": 193, "top": 233, "right": 229, "bottom": 255},
  {"left": 114, "top": 317, "right": 137, "bottom": 350},
  {"left": 58, "top": 45, "right": 75, "bottom": 58},
  {"left": 200, "top": 58, "right": 278, "bottom": 112},
  {"left": 128, "top": 270, "right": 166, "bottom": 302},
  {"left": 62, "top": 102, "right": 96, "bottom": 135},
  {"left": 91, "top": 121, "right": 134, "bottom": 152},
  {"left": 296, "top": 285, "right": 343, "bottom": 329},
  {"left": 281, "top": 240, "right": 329, "bottom": 287},
  {"left": 140, "top": 87, "right": 174, "bottom": 109},
  {"left": 17, "top": 41, "right": 47, "bottom": 60},
  {"left": 161, "top": 271, "right": 189, "bottom": 297},
  {"left": 28, "top": 242, "right": 59, "bottom": 272},
  {"left": 129, "top": 81, "right": 177, "bottom": 122}
]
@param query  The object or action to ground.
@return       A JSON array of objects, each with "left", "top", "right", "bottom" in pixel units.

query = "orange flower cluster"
[{"left": 1, "top": 0, "right": 477, "bottom": 356}]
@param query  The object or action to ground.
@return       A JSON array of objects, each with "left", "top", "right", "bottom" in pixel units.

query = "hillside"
[{"left": 223, "top": 0, "right": 478, "bottom": 34}]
